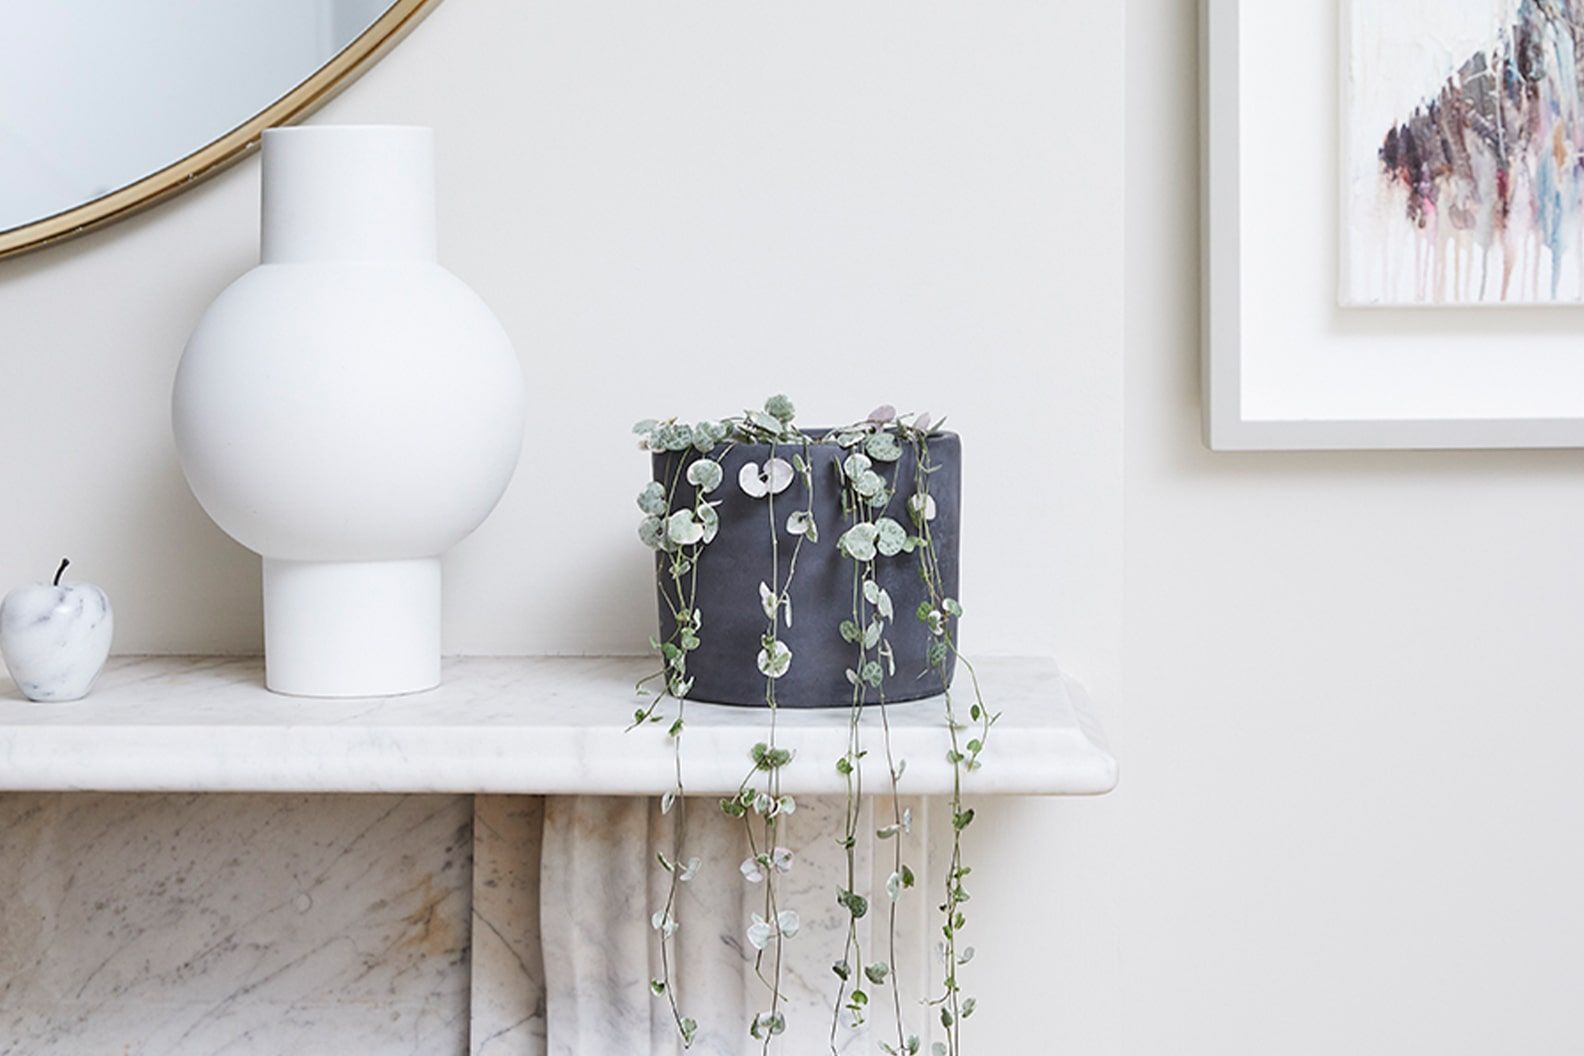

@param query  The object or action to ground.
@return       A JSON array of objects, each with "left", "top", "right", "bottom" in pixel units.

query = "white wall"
[
  {"left": 12, "top": 0, "right": 1574, "bottom": 1051},
  {"left": 1125, "top": 1, "right": 1584, "bottom": 1052},
  {"left": 14, "top": 1, "right": 1578, "bottom": 1052},
  {"left": 0, "top": 1, "right": 1123, "bottom": 1049}
]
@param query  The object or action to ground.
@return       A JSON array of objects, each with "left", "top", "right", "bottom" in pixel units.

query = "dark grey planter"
[{"left": 652, "top": 433, "right": 960, "bottom": 708}]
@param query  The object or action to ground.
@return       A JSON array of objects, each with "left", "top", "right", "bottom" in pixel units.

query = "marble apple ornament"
[{"left": 0, "top": 558, "right": 114, "bottom": 702}]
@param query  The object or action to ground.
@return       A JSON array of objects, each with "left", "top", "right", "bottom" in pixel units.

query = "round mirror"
[{"left": 0, "top": 0, "right": 440, "bottom": 260}]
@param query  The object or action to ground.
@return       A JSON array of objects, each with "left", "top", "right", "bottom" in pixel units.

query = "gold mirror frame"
[{"left": 0, "top": 0, "right": 443, "bottom": 261}]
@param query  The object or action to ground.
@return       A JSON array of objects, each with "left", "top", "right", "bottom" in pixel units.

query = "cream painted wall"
[
  {"left": 7, "top": 0, "right": 1578, "bottom": 1051},
  {"left": 1126, "top": 1, "right": 1584, "bottom": 1052},
  {"left": 0, "top": 1, "right": 1124, "bottom": 1049}
]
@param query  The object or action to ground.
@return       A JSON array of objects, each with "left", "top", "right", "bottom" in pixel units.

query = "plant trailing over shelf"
[{"left": 631, "top": 397, "right": 998, "bottom": 1055}]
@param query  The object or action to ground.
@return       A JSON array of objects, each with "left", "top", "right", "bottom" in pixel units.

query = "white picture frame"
[{"left": 1201, "top": 0, "right": 1584, "bottom": 451}]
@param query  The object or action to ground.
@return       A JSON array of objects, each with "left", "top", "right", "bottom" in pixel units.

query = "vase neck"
[{"left": 260, "top": 126, "right": 437, "bottom": 264}]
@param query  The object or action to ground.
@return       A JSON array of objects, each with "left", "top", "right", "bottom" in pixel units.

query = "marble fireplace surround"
[{"left": 0, "top": 657, "right": 1114, "bottom": 1055}]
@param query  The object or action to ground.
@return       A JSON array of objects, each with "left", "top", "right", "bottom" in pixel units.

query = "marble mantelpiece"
[
  {"left": 0, "top": 657, "right": 1115, "bottom": 1054},
  {"left": 0, "top": 656, "right": 1116, "bottom": 796}
]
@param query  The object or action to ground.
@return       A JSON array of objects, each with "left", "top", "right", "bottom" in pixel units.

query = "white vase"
[{"left": 173, "top": 125, "right": 525, "bottom": 698}]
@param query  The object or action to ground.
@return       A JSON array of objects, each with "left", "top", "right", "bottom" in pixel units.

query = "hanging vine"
[{"left": 632, "top": 398, "right": 996, "bottom": 1054}]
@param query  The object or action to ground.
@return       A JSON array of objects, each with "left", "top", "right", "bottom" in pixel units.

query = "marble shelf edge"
[{"left": 0, "top": 655, "right": 1118, "bottom": 797}]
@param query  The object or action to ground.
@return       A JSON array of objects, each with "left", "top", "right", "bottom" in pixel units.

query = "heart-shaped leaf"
[
  {"left": 876, "top": 517, "right": 908, "bottom": 556},
  {"left": 687, "top": 458, "right": 723, "bottom": 492},
  {"left": 738, "top": 457, "right": 795, "bottom": 499},
  {"left": 839, "top": 523, "right": 879, "bottom": 561},
  {"left": 786, "top": 509, "right": 818, "bottom": 540},
  {"left": 757, "top": 640, "right": 792, "bottom": 678},
  {"left": 637, "top": 481, "right": 667, "bottom": 516},
  {"left": 866, "top": 432, "right": 902, "bottom": 462},
  {"left": 842, "top": 452, "right": 873, "bottom": 479},
  {"left": 638, "top": 516, "right": 665, "bottom": 549},
  {"left": 667, "top": 510, "right": 704, "bottom": 546},
  {"left": 739, "top": 461, "right": 769, "bottom": 498}
]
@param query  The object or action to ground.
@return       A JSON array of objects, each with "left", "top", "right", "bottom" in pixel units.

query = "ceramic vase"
[{"left": 173, "top": 125, "right": 525, "bottom": 697}]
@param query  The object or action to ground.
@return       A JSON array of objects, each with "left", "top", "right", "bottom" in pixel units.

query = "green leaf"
[
  {"left": 638, "top": 515, "right": 665, "bottom": 549},
  {"left": 862, "top": 621, "right": 883, "bottom": 649},
  {"left": 693, "top": 420, "right": 725, "bottom": 451},
  {"left": 854, "top": 470, "right": 885, "bottom": 498},
  {"left": 637, "top": 481, "right": 668, "bottom": 516},
  {"left": 839, "top": 619, "right": 862, "bottom": 643},
  {"left": 842, "top": 451, "right": 873, "bottom": 479},
  {"left": 864, "top": 962, "right": 891, "bottom": 986},
  {"left": 667, "top": 510, "right": 704, "bottom": 546},
  {"left": 786, "top": 509, "right": 818, "bottom": 540},
  {"left": 942, "top": 597, "right": 964, "bottom": 617},
  {"left": 757, "top": 639, "right": 793, "bottom": 678},
  {"left": 865, "top": 431, "right": 902, "bottom": 462},
  {"left": 686, "top": 458, "right": 724, "bottom": 492},
  {"left": 838, "top": 523, "right": 879, "bottom": 561},
  {"left": 928, "top": 640, "right": 949, "bottom": 666},
  {"left": 748, "top": 410, "right": 784, "bottom": 435},
  {"left": 861, "top": 660, "right": 884, "bottom": 687},
  {"left": 838, "top": 889, "right": 869, "bottom": 919},
  {"left": 764, "top": 394, "right": 797, "bottom": 423},
  {"left": 875, "top": 518, "right": 908, "bottom": 557},
  {"left": 697, "top": 503, "right": 719, "bottom": 543}
]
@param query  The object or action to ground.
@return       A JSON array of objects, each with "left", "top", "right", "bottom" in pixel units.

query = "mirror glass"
[{"left": 1, "top": 0, "right": 400, "bottom": 236}]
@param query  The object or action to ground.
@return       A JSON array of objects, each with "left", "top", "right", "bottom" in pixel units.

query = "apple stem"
[{"left": 53, "top": 557, "right": 69, "bottom": 587}]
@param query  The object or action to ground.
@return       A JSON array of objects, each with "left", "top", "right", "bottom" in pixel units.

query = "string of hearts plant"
[{"left": 631, "top": 397, "right": 998, "bottom": 1056}]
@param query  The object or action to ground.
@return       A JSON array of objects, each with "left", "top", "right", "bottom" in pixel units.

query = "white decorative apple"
[{"left": 0, "top": 559, "right": 114, "bottom": 702}]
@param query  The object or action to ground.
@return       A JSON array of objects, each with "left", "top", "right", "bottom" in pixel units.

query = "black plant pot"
[{"left": 652, "top": 433, "right": 960, "bottom": 708}]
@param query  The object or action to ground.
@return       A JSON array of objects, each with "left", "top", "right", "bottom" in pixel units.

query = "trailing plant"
[{"left": 631, "top": 397, "right": 998, "bottom": 1055}]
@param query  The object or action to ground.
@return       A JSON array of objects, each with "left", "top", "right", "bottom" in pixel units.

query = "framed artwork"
[{"left": 1203, "top": 0, "right": 1584, "bottom": 450}]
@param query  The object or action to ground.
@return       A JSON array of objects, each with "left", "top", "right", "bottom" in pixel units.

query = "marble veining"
[
  {"left": 0, "top": 578, "right": 113, "bottom": 703},
  {"left": 471, "top": 797, "right": 547, "bottom": 1055},
  {"left": 0, "top": 656, "right": 1116, "bottom": 797},
  {"left": 0, "top": 792, "right": 472, "bottom": 1055},
  {"left": 468, "top": 795, "right": 936, "bottom": 1056}
]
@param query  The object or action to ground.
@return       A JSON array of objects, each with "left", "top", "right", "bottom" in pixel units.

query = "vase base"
[{"left": 263, "top": 558, "right": 441, "bottom": 698}]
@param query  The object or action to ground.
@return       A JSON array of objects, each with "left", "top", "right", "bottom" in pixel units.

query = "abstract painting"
[{"left": 1345, "top": 0, "right": 1584, "bottom": 305}]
